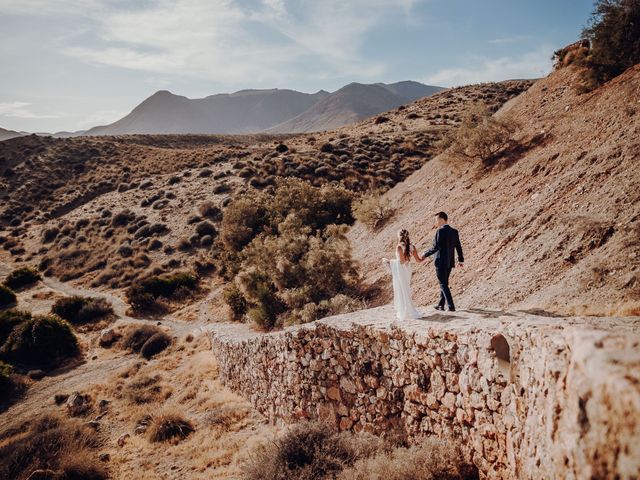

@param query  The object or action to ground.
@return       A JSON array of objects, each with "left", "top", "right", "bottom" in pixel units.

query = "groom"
[{"left": 419, "top": 212, "right": 464, "bottom": 311}]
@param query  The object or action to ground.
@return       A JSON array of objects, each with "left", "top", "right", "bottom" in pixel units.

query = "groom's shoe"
[
  {"left": 447, "top": 307, "right": 456, "bottom": 312},
  {"left": 434, "top": 305, "right": 444, "bottom": 311}
]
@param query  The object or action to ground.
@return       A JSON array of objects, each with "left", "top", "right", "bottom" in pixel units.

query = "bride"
[{"left": 382, "top": 229, "right": 422, "bottom": 321}]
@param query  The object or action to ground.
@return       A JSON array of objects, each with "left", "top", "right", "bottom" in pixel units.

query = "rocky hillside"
[
  {"left": 350, "top": 64, "right": 640, "bottom": 316},
  {"left": 0, "top": 80, "right": 529, "bottom": 296}
]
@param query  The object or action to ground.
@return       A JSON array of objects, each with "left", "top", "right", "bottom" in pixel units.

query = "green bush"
[
  {"left": 0, "top": 314, "right": 79, "bottom": 368},
  {"left": 0, "top": 285, "right": 17, "bottom": 309},
  {"left": 51, "top": 296, "right": 114, "bottom": 325},
  {"left": 126, "top": 272, "right": 198, "bottom": 313},
  {"left": 123, "top": 325, "right": 162, "bottom": 352},
  {"left": 223, "top": 283, "right": 247, "bottom": 321},
  {"left": 3, "top": 266, "right": 41, "bottom": 290},
  {"left": 0, "top": 310, "right": 31, "bottom": 348},
  {"left": 582, "top": 0, "right": 640, "bottom": 82},
  {"left": 220, "top": 179, "right": 360, "bottom": 330},
  {"left": 140, "top": 332, "right": 172, "bottom": 359},
  {"left": 0, "top": 360, "right": 26, "bottom": 406}
]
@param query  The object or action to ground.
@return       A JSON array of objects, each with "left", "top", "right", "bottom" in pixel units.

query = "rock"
[
  {"left": 117, "top": 433, "right": 130, "bottom": 447},
  {"left": 66, "top": 392, "right": 92, "bottom": 416},
  {"left": 98, "top": 399, "right": 110, "bottom": 412},
  {"left": 99, "top": 453, "right": 110, "bottom": 462},
  {"left": 86, "top": 420, "right": 100, "bottom": 430},
  {"left": 54, "top": 394, "right": 69, "bottom": 405},
  {"left": 28, "top": 369, "right": 46, "bottom": 380},
  {"left": 99, "top": 328, "right": 119, "bottom": 347}
]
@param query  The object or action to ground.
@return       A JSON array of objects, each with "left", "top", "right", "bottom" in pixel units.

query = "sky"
[{"left": 0, "top": 0, "right": 594, "bottom": 133}]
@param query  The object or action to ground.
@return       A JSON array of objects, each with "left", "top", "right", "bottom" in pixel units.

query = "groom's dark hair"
[{"left": 436, "top": 211, "right": 448, "bottom": 221}]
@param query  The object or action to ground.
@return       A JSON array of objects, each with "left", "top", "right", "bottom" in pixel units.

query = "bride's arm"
[{"left": 411, "top": 245, "right": 424, "bottom": 263}]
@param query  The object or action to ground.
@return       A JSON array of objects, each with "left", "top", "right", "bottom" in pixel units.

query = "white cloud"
[
  {"left": 2, "top": 0, "right": 424, "bottom": 87},
  {"left": 488, "top": 35, "right": 533, "bottom": 45},
  {"left": 0, "top": 101, "right": 59, "bottom": 118},
  {"left": 423, "top": 47, "right": 553, "bottom": 87}
]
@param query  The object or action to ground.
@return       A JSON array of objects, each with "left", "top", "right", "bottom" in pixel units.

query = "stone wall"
[{"left": 209, "top": 306, "right": 640, "bottom": 479}]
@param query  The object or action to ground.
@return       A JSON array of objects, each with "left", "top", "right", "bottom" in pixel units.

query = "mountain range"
[{"left": 33, "top": 81, "right": 439, "bottom": 137}]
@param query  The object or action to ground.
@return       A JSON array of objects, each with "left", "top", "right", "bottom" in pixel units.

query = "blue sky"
[{"left": 0, "top": 0, "right": 594, "bottom": 132}]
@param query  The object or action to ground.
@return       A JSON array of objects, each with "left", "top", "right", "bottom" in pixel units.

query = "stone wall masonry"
[{"left": 208, "top": 306, "right": 640, "bottom": 479}]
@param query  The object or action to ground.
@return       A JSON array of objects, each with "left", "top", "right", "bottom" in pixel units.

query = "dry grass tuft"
[
  {"left": 0, "top": 413, "right": 107, "bottom": 480},
  {"left": 146, "top": 410, "right": 195, "bottom": 443},
  {"left": 123, "top": 373, "right": 173, "bottom": 405},
  {"left": 336, "top": 437, "right": 479, "bottom": 480}
]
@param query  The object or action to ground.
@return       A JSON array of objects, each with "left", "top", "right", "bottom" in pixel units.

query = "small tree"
[
  {"left": 443, "top": 104, "right": 518, "bottom": 165},
  {"left": 352, "top": 193, "right": 394, "bottom": 230},
  {"left": 582, "top": 0, "right": 640, "bottom": 81}
]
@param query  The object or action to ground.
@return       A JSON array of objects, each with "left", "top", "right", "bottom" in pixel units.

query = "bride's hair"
[{"left": 398, "top": 229, "right": 410, "bottom": 258}]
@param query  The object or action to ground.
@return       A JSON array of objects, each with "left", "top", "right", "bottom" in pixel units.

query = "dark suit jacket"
[{"left": 423, "top": 224, "right": 464, "bottom": 269}]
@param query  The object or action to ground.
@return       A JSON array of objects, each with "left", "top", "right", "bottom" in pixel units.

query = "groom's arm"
[
  {"left": 455, "top": 233, "right": 464, "bottom": 265},
  {"left": 423, "top": 231, "right": 440, "bottom": 258}
]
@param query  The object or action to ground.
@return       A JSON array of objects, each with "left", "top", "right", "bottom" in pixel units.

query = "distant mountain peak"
[{"left": 84, "top": 80, "right": 444, "bottom": 136}]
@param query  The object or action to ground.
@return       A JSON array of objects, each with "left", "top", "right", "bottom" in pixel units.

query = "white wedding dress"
[{"left": 387, "top": 246, "right": 421, "bottom": 321}]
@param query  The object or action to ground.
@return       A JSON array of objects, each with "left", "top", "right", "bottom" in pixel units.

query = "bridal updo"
[{"left": 398, "top": 229, "right": 411, "bottom": 258}]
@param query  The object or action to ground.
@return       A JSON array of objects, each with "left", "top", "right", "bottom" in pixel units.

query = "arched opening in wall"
[{"left": 491, "top": 333, "right": 511, "bottom": 381}]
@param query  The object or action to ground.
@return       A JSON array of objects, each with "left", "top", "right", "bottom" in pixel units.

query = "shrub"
[
  {"left": 582, "top": 0, "right": 640, "bottom": 82},
  {"left": 352, "top": 193, "right": 394, "bottom": 230},
  {"left": 51, "top": 296, "right": 114, "bottom": 325},
  {"left": 223, "top": 283, "right": 247, "bottom": 321},
  {"left": 220, "top": 180, "right": 358, "bottom": 330},
  {"left": 124, "top": 373, "right": 173, "bottom": 404},
  {"left": 140, "top": 332, "right": 172, "bottom": 359},
  {"left": 195, "top": 220, "right": 217, "bottom": 237},
  {"left": 442, "top": 103, "right": 518, "bottom": 165},
  {"left": 0, "top": 285, "right": 17, "bottom": 309},
  {"left": 122, "top": 325, "right": 162, "bottom": 353},
  {"left": 0, "top": 309, "right": 31, "bottom": 346},
  {"left": 336, "top": 438, "right": 479, "bottom": 480},
  {"left": 0, "top": 414, "right": 106, "bottom": 480},
  {"left": 0, "top": 360, "right": 27, "bottom": 407},
  {"left": 3, "top": 266, "right": 41, "bottom": 290},
  {"left": 126, "top": 272, "right": 198, "bottom": 313},
  {"left": 0, "top": 314, "right": 79, "bottom": 368},
  {"left": 220, "top": 195, "right": 269, "bottom": 251},
  {"left": 198, "top": 201, "right": 222, "bottom": 220},
  {"left": 147, "top": 411, "right": 194, "bottom": 443},
  {"left": 243, "top": 422, "right": 384, "bottom": 480}
]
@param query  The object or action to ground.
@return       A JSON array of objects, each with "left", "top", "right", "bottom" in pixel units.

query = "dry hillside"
[
  {"left": 0, "top": 80, "right": 529, "bottom": 298},
  {"left": 350, "top": 64, "right": 640, "bottom": 316}
]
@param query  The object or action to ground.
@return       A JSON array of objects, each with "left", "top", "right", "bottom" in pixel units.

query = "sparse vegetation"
[
  {"left": 352, "top": 192, "right": 394, "bottom": 230},
  {"left": 0, "top": 414, "right": 107, "bottom": 480},
  {"left": 243, "top": 421, "right": 477, "bottom": 480},
  {"left": 0, "top": 313, "right": 79, "bottom": 369},
  {"left": 554, "top": 0, "right": 640, "bottom": 91},
  {"left": 440, "top": 103, "right": 519, "bottom": 165},
  {"left": 220, "top": 179, "right": 360, "bottom": 329},
  {"left": 0, "top": 285, "right": 17, "bottom": 309},
  {"left": 3, "top": 266, "right": 41, "bottom": 290},
  {"left": 146, "top": 411, "right": 194, "bottom": 443},
  {"left": 125, "top": 272, "right": 198, "bottom": 314},
  {"left": 51, "top": 296, "right": 114, "bottom": 326},
  {"left": 140, "top": 331, "right": 172, "bottom": 359},
  {"left": 122, "top": 324, "right": 163, "bottom": 353}
]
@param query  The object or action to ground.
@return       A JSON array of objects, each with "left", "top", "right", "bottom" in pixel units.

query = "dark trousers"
[{"left": 436, "top": 267, "right": 454, "bottom": 309}]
